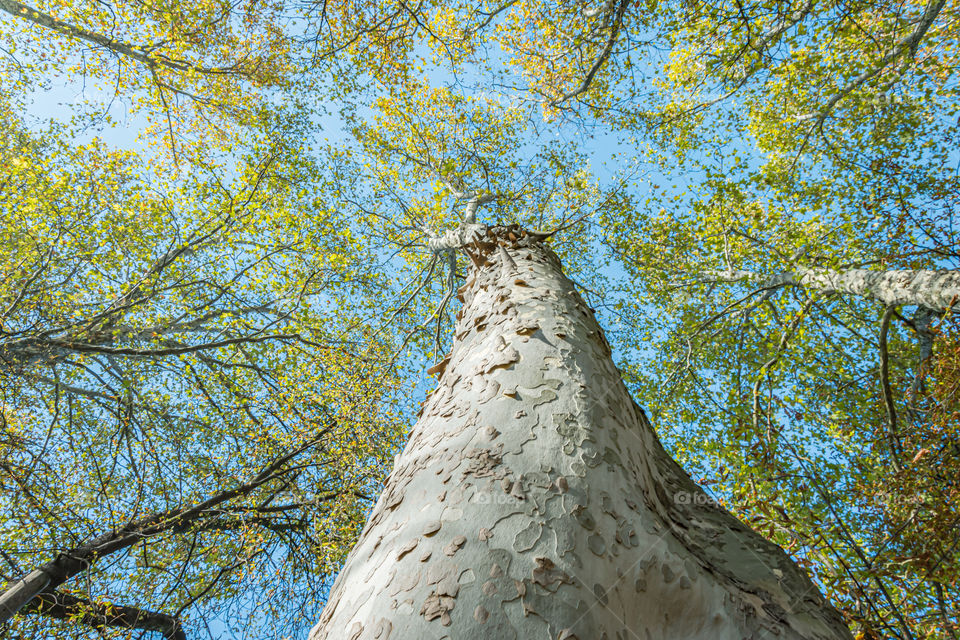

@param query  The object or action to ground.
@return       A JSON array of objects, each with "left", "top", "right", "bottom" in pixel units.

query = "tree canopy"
[{"left": 1, "top": 0, "right": 957, "bottom": 638}]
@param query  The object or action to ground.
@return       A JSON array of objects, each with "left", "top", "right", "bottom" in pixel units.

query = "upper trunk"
[{"left": 310, "top": 226, "right": 852, "bottom": 640}]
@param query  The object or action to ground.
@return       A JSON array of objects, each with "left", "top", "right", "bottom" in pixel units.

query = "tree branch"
[
  {"left": 551, "top": 0, "right": 631, "bottom": 106},
  {"left": 796, "top": 0, "right": 945, "bottom": 125},
  {"left": 0, "top": 0, "right": 251, "bottom": 78},
  {"left": 0, "top": 427, "right": 331, "bottom": 624},
  {"left": 696, "top": 267, "right": 960, "bottom": 313},
  {"left": 21, "top": 590, "right": 186, "bottom": 640}
]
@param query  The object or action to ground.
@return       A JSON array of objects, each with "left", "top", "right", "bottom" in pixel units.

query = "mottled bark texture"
[
  {"left": 310, "top": 226, "right": 852, "bottom": 640},
  {"left": 792, "top": 268, "right": 960, "bottom": 312},
  {"left": 705, "top": 268, "right": 960, "bottom": 313}
]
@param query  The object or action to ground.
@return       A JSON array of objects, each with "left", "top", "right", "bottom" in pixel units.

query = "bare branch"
[
  {"left": 0, "top": 426, "right": 332, "bottom": 625},
  {"left": 551, "top": 0, "right": 631, "bottom": 106}
]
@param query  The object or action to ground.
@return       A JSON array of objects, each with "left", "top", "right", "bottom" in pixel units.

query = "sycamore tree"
[
  {"left": 2, "top": 0, "right": 959, "bottom": 639},
  {"left": 299, "top": 72, "right": 848, "bottom": 637},
  {"left": 307, "top": 1, "right": 959, "bottom": 637}
]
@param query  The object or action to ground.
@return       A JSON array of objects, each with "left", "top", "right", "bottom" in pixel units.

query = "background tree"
[
  {"left": 0, "top": 107, "right": 407, "bottom": 638},
  {"left": 588, "top": 2, "right": 960, "bottom": 636}
]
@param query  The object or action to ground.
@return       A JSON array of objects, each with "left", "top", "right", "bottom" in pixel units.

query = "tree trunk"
[{"left": 310, "top": 225, "right": 852, "bottom": 640}]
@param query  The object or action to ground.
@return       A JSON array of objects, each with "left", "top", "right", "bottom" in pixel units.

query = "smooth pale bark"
[
  {"left": 703, "top": 267, "right": 960, "bottom": 312},
  {"left": 310, "top": 225, "right": 852, "bottom": 640}
]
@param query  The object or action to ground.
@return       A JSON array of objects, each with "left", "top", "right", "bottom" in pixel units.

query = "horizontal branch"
[
  {"left": 0, "top": 333, "right": 301, "bottom": 369},
  {"left": 698, "top": 267, "right": 960, "bottom": 312},
  {"left": 43, "top": 333, "right": 300, "bottom": 357}
]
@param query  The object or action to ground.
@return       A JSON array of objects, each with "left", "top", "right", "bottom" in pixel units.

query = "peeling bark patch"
[
  {"left": 572, "top": 506, "right": 596, "bottom": 530},
  {"left": 444, "top": 535, "right": 467, "bottom": 556},
  {"left": 441, "top": 507, "right": 463, "bottom": 522},
  {"left": 426, "top": 561, "right": 457, "bottom": 585},
  {"left": 480, "top": 344, "right": 520, "bottom": 374},
  {"left": 396, "top": 538, "right": 419, "bottom": 560},
  {"left": 389, "top": 568, "right": 420, "bottom": 595},
  {"left": 514, "top": 522, "right": 542, "bottom": 552},
  {"left": 437, "top": 575, "right": 460, "bottom": 598},
  {"left": 420, "top": 591, "right": 455, "bottom": 626},
  {"left": 516, "top": 321, "right": 538, "bottom": 334},
  {"left": 661, "top": 564, "right": 675, "bottom": 584},
  {"left": 461, "top": 447, "right": 504, "bottom": 479},
  {"left": 478, "top": 527, "right": 493, "bottom": 541},
  {"left": 532, "top": 557, "right": 572, "bottom": 590},
  {"left": 593, "top": 583, "right": 609, "bottom": 606},
  {"left": 422, "top": 521, "right": 442, "bottom": 536},
  {"left": 474, "top": 605, "right": 490, "bottom": 623},
  {"left": 348, "top": 622, "right": 363, "bottom": 640},
  {"left": 532, "top": 388, "right": 558, "bottom": 407},
  {"left": 514, "top": 579, "right": 527, "bottom": 597},
  {"left": 372, "top": 618, "right": 392, "bottom": 638},
  {"left": 384, "top": 490, "right": 404, "bottom": 511}
]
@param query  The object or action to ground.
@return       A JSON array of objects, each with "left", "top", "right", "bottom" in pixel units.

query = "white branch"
[{"left": 695, "top": 267, "right": 960, "bottom": 312}]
